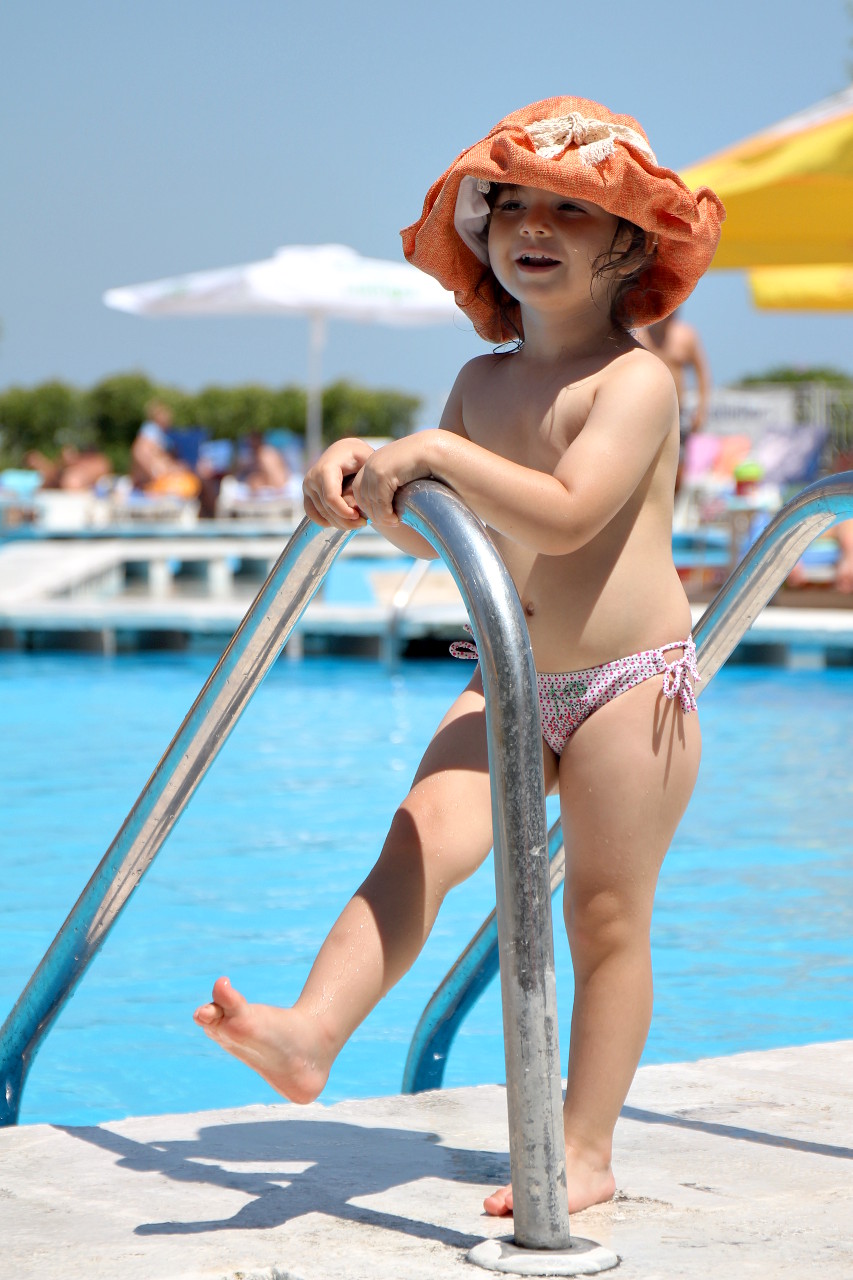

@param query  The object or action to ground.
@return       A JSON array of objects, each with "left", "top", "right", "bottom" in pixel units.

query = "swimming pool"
[{"left": 2, "top": 651, "right": 851, "bottom": 1126}]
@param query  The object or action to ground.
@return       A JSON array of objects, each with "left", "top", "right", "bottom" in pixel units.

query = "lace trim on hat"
[{"left": 524, "top": 113, "right": 657, "bottom": 167}]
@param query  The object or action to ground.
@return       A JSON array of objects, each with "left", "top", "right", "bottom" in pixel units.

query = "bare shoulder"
[
  {"left": 604, "top": 343, "right": 677, "bottom": 387},
  {"left": 455, "top": 352, "right": 508, "bottom": 390},
  {"left": 595, "top": 344, "right": 679, "bottom": 419},
  {"left": 440, "top": 354, "right": 509, "bottom": 434}
]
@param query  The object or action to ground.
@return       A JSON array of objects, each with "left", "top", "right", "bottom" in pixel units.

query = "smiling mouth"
[{"left": 516, "top": 253, "right": 560, "bottom": 269}]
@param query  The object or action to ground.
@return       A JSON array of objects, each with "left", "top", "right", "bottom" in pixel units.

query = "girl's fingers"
[
  {"left": 301, "top": 441, "right": 378, "bottom": 526},
  {"left": 352, "top": 471, "right": 398, "bottom": 526},
  {"left": 303, "top": 473, "right": 367, "bottom": 529},
  {"left": 302, "top": 492, "right": 331, "bottom": 527},
  {"left": 341, "top": 491, "right": 367, "bottom": 525}
]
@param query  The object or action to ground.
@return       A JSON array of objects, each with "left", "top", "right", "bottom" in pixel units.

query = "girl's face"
[{"left": 486, "top": 184, "right": 628, "bottom": 319}]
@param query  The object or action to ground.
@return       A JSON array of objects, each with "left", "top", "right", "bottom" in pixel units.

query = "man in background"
[{"left": 639, "top": 309, "right": 712, "bottom": 493}]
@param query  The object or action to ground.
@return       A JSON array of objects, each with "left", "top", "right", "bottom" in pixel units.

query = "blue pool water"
[{"left": 2, "top": 651, "right": 852, "bottom": 1127}]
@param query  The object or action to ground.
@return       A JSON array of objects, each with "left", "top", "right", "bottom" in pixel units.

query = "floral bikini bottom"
[{"left": 450, "top": 632, "right": 700, "bottom": 756}]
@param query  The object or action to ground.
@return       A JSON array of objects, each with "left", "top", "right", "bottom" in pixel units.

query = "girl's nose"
[{"left": 520, "top": 204, "right": 552, "bottom": 235}]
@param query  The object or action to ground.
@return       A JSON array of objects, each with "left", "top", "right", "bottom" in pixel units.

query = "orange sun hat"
[{"left": 401, "top": 96, "right": 725, "bottom": 342}]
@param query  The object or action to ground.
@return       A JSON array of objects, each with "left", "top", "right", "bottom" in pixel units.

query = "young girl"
[{"left": 195, "top": 96, "right": 724, "bottom": 1216}]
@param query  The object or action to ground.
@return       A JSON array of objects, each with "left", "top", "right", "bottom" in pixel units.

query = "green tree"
[
  {"left": 321, "top": 380, "right": 421, "bottom": 443},
  {"left": 84, "top": 372, "right": 194, "bottom": 471},
  {"left": 85, "top": 372, "right": 158, "bottom": 462},
  {"left": 0, "top": 380, "right": 86, "bottom": 465},
  {"left": 269, "top": 385, "right": 308, "bottom": 436},
  {"left": 734, "top": 365, "right": 853, "bottom": 387},
  {"left": 0, "top": 372, "right": 424, "bottom": 472}
]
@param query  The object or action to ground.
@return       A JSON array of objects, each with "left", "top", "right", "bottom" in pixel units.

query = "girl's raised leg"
[
  {"left": 485, "top": 676, "right": 701, "bottom": 1215},
  {"left": 194, "top": 671, "right": 494, "bottom": 1103}
]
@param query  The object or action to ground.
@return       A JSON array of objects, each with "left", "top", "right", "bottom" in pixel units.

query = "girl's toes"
[
  {"left": 193, "top": 1003, "right": 223, "bottom": 1027},
  {"left": 483, "top": 1185, "right": 513, "bottom": 1216}
]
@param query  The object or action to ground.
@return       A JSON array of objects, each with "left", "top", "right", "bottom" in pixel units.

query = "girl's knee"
[
  {"left": 378, "top": 790, "right": 492, "bottom": 891},
  {"left": 565, "top": 887, "right": 651, "bottom": 964}
]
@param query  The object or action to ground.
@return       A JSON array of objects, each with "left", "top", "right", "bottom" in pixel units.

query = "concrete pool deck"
[{"left": 2, "top": 1040, "right": 851, "bottom": 1279}]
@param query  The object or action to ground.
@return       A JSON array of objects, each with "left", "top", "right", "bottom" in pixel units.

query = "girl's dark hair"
[
  {"left": 472, "top": 186, "right": 658, "bottom": 340},
  {"left": 591, "top": 218, "right": 656, "bottom": 329}
]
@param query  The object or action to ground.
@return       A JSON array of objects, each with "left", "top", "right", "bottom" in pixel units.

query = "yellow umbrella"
[
  {"left": 681, "top": 86, "right": 853, "bottom": 268},
  {"left": 748, "top": 263, "right": 853, "bottom": 310}
]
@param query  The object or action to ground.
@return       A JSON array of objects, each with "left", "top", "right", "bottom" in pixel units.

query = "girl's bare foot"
[
  {"left": 483, "top": 1145, "right": 616, "bottom": 1217},
  {"left": 193, "top": 977, "right": 333, "bottom": 1104}
]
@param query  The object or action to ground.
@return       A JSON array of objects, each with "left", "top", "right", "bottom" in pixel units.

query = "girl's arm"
[
  {"left": 302, "top": 436, "right": 438, "bottom": 559},
  {"left": 352, "top": 356, "right": 677, "bottom": 555}
]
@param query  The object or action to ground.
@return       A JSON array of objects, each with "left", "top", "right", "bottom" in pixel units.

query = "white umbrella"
[{"left": 104, "top": 243, "right": 462, "bottom": 461}]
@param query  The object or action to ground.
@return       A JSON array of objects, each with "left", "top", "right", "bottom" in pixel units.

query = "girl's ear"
[{"left": 644, "top": 231, "right": 659, "bottom": 257}]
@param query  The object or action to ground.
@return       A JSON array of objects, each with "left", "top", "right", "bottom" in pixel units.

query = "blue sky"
[{"left": 1, "top": 1, "right": 851, "bottom": 426}]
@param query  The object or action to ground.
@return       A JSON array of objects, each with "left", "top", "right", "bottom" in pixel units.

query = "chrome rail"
[
  {"left": 383, "top": 481, "right": 572, "bottom": 1252},
  {"left": 691, "top": 471, "right": 853, "bottom": 680},
  {"left": 402, "top": 472, "right": 853, "bottom": 1095},
  {"left": 0, "top": 516, "right": 354, "bottom": 1126},
  {"left": 0, "top": 478, "right": 573, "bottom": 1255},
  {"left": 404, "top": 819, "right": 566, "bottom": 1094}
]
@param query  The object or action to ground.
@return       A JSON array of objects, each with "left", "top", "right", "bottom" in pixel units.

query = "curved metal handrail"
[
  {"left": 402, "top": 471, "right": 853, "bottom": 1094},
  {"left": 387, "top": 481, "right": 571, "bottom": 1249},
  {"left": 0, "top": 516, "right": 354, "bottom": 1125},
  {"left": 404, "top": 820, "right": 567, "bottom": 1093},
  {"left": 692, "top": 471, "right": 853, "bottom": 678},
  {"left": 0, "top": 478, "right": 571, "bottom": 1252}
]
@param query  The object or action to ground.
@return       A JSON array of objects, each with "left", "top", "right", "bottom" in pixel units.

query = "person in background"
[
  {"left": 835, "top": 520, "right": 853, "bottom": 591},
  {"left": 787, "top": 449, "right": 853, "bottom": 593},
  {"left": 639, "top": 308, "right": 712, "bottom": 493},
  {"left": 787, "top": 519, "right": 853, "bottom": 593},
  {"left": 234, "top": 432, "right": 290, "bottom": 491},
  {"left": 830, "top": 450, "right": 853, "bottom": 592},
  {"left": 130, "top": 400, "right": 200, "bottom": 498},
  {"left": 25, "top": 445, "right": 111, "bottom": 490}
]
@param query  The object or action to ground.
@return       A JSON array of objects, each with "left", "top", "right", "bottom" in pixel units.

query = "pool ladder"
[{"left": 1, "top": 472, "right": 851, "bottom": 1275}]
